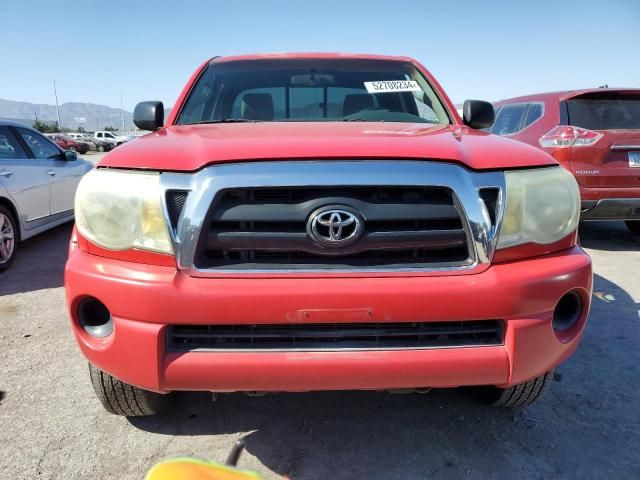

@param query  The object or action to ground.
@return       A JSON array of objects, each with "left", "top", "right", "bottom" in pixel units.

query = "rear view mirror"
[
  {"left": 463, "top": 100, "right": 495, "bottom": 129},
  {"left": 64, "top": 150, "right": 77, "bottom": 161},
  {"left": 134, "top": 101, "right": 164, "bottom": 131}
]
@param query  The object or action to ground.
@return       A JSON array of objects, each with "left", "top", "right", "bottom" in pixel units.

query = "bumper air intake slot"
[{"left": 166, "top": 320, "right": 505, "bottom": 351}]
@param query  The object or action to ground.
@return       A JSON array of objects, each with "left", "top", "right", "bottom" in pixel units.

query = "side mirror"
[
  {"left": 134, "top": 101, "right": 164, "bottom": 131},
  {"left": 64, "top": 150, "right": 77, "bottom": 161},
  {"left": 463, "top": 100, "right": 495, "bottom": 129}
]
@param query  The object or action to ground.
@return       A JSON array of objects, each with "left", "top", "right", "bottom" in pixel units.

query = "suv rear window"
[
  {"left": 177, "top": 59, "right": 452, "bottom": 125},
  {"left": 567, "top": 93, "right": 640, "bottom": 130}
]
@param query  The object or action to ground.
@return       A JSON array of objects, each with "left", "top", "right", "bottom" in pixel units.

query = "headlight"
[
  {"left": 75, "top": 169, "right": 173, "bottom": 254},
  {"left": 497, "top": 167, "right": 580, "bottom": 249}
]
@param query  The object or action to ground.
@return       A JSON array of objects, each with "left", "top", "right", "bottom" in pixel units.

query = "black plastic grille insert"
[
  {"left": 166, "top": 320, "right": 504, "bottom": 351},
  {"left": 195, "top": 186, "right": 472, "bottom": 270}
]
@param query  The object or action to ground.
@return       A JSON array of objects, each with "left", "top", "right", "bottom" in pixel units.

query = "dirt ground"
[{"left": 0, "top": 221, "right": 639, "bottom": 479}]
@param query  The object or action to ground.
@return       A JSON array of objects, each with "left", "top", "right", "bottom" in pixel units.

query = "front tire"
[
  {"left": 625, "top": 221, "right": 640, "bottom": 235},
  {"left": 89, "top": 363, "right": 172, "bottom": 416},
  {"left": 0, "top": 205, "right": 17, "bottom": 272},
  {"left": 97, "top": 144, "right": 105, "bottom": 152},
  {"left": 476, "top": 370, "right": 554, "bottom": 407}
]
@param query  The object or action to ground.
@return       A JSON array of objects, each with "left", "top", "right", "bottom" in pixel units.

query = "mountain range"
[{"left": 0, "top": 98, "right": 134, "bottom": 131}]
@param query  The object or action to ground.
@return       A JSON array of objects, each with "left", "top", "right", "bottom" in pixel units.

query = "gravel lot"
[{"left": 0, "top": 215, "right": 639, "bottom": 479}]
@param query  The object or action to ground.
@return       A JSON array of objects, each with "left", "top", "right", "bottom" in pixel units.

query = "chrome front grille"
[
  {"left": 195, "top": 186, "right": 472, "bottom": 270},
  {"left": 160, "top": 160, "right": 505, "bottom": 275}
]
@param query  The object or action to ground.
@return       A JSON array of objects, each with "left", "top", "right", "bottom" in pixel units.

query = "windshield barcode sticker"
[{"left": 364, "top": 80, "right": 421, "bottom": 94}]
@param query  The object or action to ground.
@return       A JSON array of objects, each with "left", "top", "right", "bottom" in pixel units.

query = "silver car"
[{"left": 0, "top": 120, "right": 93, "bottom": 271}]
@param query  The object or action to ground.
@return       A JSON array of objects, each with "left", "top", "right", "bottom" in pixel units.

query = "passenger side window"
[
  {"left": 490, "top": 104, "right": 527, "bottom": 135},
  {"left": 15, "top": 128, "right": 61, "bottom": 159},
  {"left": 524, "top": 103, "right": 543, "bottom": 128},
  {"left": 0, "top": 127, "right": 28, "bottom": 159}
]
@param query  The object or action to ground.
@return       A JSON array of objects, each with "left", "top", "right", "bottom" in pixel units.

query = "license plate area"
[{"left": 630, "top": 151, "right": 640, "bottom": 167}]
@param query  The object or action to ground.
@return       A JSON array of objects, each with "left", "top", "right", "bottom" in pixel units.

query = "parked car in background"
[
  {"left": 66, "top": 53, "right": 592, "bottom": 416},
  {"left": 0, "top": 120, "right": 93, "bottom": 271},
  {"left": 46, "top": 134, "right": 90, "bottom": 155},
  {"left": 67, "top": 133, "right": 98, "bottom": 152},
  {"left": 68, "top": 133, "right": 113, "bottom": 152},
  {"left": 492, "top": 88, "right": 640, "bottom": 234},
  {"left": 94, "top": 130, "right": 128, "bottom": 146},
  {"left": 87, "top": 136, "right": 113, "bottom": 152}
]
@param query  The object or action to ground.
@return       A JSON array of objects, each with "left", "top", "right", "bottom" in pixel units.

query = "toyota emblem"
[{"left": 307, "top": 207, "right": 364, "bottom": 247}]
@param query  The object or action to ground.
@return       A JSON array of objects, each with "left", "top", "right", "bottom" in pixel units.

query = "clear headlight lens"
[
  {"left": 75, "top": 169, "right": 173, "bottom": 254},
  {"left": 497, "top": 167, "right": 580, "bottom": 249}
]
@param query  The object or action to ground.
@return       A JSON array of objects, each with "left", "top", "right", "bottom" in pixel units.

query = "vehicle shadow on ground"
[
  {"left": 0, "top": 222, "right": 72, "bottom": 296},
  {"left": 579, "top": 220, "right": 640, "bottom": 251},
  {"left": 130, "top": 271, "right": 640, "bottom": 479}
]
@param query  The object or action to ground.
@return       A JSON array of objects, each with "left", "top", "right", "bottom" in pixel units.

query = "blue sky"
[{"left": 2, "top": 0, "right": 638, "bottom": 111}]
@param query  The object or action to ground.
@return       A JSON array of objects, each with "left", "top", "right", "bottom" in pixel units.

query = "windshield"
[{"left": 176, "top": 59, "right": 452, "bottom": 125}]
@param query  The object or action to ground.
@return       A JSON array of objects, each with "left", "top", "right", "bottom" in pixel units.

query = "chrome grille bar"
[{"left": 159, "top": 160, "right": 505, "bottom": 275}]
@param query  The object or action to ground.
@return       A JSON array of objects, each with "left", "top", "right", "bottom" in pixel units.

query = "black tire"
[
  {"left": 69, "top": 146, "right": 77, "bottom": 152},
  {"left": 88, "top": 363, "right": 172, "bottom": 416},
  {"left": 625, "top": 221, "right": 640, "bottom": 235},
  {"left": 476, "top": 370, "right": 554, "bottom": 408},
  {"left": 0, "top": 205, "right": 18, "bottom": 272},
  {"left": 97, "top": 144, "right": 105, "bottom": 152}
]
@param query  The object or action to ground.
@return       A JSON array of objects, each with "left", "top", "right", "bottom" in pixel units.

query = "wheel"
[
  {"left": 97, "top": 144, "right": 105, "bottom": 152},
  {"left": 475, "top": 370, "right": 554, "bottom": 407},
  {"left": 625, "top": 221, "right": 640, "bottom": 235},
  {"left": 0, "top": 205, "right": 17, "bottom": 272},
  {"left": 69, "top": 146, "right": 77, "bottom": 152},
  {"left": 88, "top": 363, "right": 172, "bottom": 416}
]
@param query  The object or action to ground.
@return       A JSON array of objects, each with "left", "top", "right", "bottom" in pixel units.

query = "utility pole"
[
  {"left": 120, "top": 94, "right": 125, "bottom": 132},
  {"left": 53, "top": 80, "right": 62, "bottom": 130}
]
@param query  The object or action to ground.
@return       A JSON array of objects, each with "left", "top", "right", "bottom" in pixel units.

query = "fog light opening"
[
  {"left": 78, "top": 297, "right": 113, "bottom": 338},
  {"left": 553, "top": 291, "right": 583, "bottom": 332}
]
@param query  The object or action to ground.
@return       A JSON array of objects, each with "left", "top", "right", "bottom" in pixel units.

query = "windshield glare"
[{"left": 176, "top": 59, "right": 452, "bottom": 125}]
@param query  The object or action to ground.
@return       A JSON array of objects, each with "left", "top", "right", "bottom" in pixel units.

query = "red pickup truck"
[{"left": 65, "top": 53, "right": 592, "bottom": 416}]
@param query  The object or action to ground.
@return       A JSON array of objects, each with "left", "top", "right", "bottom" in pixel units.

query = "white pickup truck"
[{"left": 93, "top": 131, "right": 128, "bottom": 146}]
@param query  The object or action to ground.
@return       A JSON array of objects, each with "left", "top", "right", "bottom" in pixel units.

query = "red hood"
[{"left": 99, "top": 122, "right": 556, "bottom": 172}]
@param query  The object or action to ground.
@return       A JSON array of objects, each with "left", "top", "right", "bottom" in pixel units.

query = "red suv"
[
  {"left": 65, "top": 53, "right": 592, "bottom": 416},
  {"left": 492, "top": 89, "right": 640, "bottom": 234}
]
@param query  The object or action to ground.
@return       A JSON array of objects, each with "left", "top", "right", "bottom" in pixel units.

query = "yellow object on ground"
[{"left": 145, "top": 458, "right": 262, "bottom": 480}]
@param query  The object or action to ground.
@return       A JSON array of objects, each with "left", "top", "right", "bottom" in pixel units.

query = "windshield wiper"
[{"left": 188, "top": 118, "right": 262, "bottom": 125}]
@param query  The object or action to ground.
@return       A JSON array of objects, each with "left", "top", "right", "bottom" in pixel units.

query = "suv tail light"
[{"left": 539, "top": 126, "right": 602, "bottom": 148}]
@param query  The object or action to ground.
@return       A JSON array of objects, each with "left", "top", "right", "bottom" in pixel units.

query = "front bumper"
[
  {"left": 65, "top": 246, "right": 592, "bottom": 393},
  {"left": 581, "top": 198, "right": 640, "bottom": 220}
]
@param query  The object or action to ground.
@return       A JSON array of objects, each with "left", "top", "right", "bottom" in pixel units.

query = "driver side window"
[{"left": 15, "top": 128, "right": 61, "bottom": 159}]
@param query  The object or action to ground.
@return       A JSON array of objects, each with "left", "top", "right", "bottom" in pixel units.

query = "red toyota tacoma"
[{"left": 65, "top": 53, "right": 593, "bottom": 416}]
